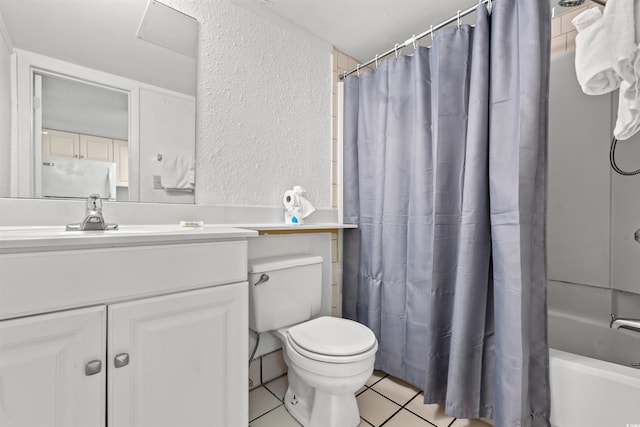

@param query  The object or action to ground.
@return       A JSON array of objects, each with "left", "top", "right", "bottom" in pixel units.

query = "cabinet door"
[
  {"left": 113, "top": 139, "right": 129, "bottom": 186},
  {"left": 108, "top": 282, "right": 248, "bottom": 427},
  {"left": 80, "top": 134, "right": 113, "bottom": 161},
  {"left": 0, "top": 306, "right": 106, "bottom": 427},
  {"left": 42, "top": 128, "right": 79, "bottom": 158}
]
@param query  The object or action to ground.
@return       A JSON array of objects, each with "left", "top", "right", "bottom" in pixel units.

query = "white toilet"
[{"left": 248, "top": 255, "right": 378, "bottom": 427}]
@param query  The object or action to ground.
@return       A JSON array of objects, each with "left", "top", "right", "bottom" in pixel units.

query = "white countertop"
[
  {"left": 0, "top": 223, "right": 357, "bottom": 253},
  {"left": 0, "top": 225, "right": 257, "bottom": 253}
]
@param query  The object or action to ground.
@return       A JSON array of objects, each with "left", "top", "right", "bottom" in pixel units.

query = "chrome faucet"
[
  {"left": 610, "top": 314, "right": 640, "bottom": 334},
  {"left": 66, "top": 194, "right": 118, "bottom": 231}
]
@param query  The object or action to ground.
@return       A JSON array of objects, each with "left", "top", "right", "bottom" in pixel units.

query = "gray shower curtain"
[{"left": 342, "top": 1, "right": 551, "bottom": 426}]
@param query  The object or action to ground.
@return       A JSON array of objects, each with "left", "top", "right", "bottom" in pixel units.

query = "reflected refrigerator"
[{"left": 41, "top": 156, "right": 117, "bottom": 200}]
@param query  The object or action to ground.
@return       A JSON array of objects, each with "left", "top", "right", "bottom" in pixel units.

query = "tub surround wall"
[{"left": 548, "top": 37, "right": 640, "bottom": 360}]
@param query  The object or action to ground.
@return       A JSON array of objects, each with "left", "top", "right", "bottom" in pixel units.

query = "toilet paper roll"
[{"left": 283, "top": 190, "right": 299, "bottom": 209}]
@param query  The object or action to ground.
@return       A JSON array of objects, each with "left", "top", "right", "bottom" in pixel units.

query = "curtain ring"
[
  {"left": 412, "top": 34, "right": 417, "bottom": 51},
  {"left": 394, "top": 43, "right": 400, "bottom": 58},
  {"left": 430, "top": 25, "right": 434, "bottom": 42},
  {"left": 375, "top": 54, "right": 379, "bottom": 68},
  {"left": 356, "top": 64, "right": 361, "bottom": 76},
  {"left": 457, "top": 10, "right": 461, "bottom": 28},
  {"left": 487, "top": 0, "right": 492, "bottom": 12}
]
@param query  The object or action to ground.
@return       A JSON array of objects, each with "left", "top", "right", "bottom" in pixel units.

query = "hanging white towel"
[
  {"left": 622, "top": 51, "right": 640, "bottom": 101},
  {"left": 160, "top": 154, "right": 195, "bottom": 191},
  {"left": 573, "top": 0, "right": 636, "bottom": 95},
  {"left": 614, "top": 81, "right": 640, "bottom": 139},
  {"left": 573, "top": 8, "right": 617, "bottom": 94},
  {"left": 608, "top": 0, "right": 637, "bottom": 83}
]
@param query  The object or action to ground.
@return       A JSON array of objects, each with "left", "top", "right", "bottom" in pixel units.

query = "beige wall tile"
[
  {"left": 551, "top": 34, "right": 567, "bottom": 57},
  {"left": 566, "top": 29, "right": 578, "bottom": 51},
  {"left": 337, "top": 52, "right": 350, "bottom": 71},
  {"left": 560, "top": 5, "right": 588, "bottom": 34},
  {"left": 551, "top": 17, "right": 562, "bottom": 37},
  {"left": 348, "top": 57, "right": 360, "bottom": 72},
  {"left": 331, "top": 161, "right": 338, "bottom": 185},
  {"left": 249, "top": 358, "right": 261, "bottom": 390},
  {"left": 262, "top": 349, "right": 287, "bottom": 383},
  {"left": 331, "top": 283, "right": 338, "bottom": 308},
  {"left": 332, "top": 183, "right": 338, "bottom": 208},
  {"left": 331, "top": 262, "right": 338, "bottom": 285}
]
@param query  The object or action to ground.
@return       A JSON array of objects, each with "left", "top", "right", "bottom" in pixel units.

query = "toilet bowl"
[
  {"left": 248, "top": 256, "right": 378, "bottom": 427},
  {"left": 275, "top": 316, "right": 377, "bottom": 427}
]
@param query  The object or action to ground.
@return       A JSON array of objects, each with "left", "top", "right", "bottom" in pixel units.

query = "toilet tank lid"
[{"left": 248, "top": 255, "right": 323, "bottom": 273}]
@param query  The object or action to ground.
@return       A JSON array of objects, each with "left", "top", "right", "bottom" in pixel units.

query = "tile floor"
[{"left": 249, "top": 370, "right": 493, "bottom": 427}]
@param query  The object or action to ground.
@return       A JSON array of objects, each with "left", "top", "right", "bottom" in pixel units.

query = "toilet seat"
[{"left": 286, "top": 317, "right": 377, "bottom": 364}]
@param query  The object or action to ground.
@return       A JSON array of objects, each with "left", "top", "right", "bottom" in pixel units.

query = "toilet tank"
[{"left": 248, "top": 255, "right": 323, "bottom": 333}]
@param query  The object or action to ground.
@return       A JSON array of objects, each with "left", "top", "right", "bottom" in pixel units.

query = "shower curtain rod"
[{"left": 339, "top": 0, "right": 493, "bottom": 80}]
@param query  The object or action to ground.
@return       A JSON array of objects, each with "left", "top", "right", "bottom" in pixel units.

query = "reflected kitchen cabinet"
[
  {"left": 42, "top": 128, "right": 129, "bottom": 187},
  {"left": 42, "top": 128, "right": 80, "bottom": 158},
  {"left": 80, "top": 134, "right": 113, "bottom": 162},
  {"left": 113, "top": 139, "right": 129, "bottom": 187}
]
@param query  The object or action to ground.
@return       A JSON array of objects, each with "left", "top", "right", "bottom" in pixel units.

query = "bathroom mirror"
[{"left": 0, "top": 0, "right": 197, "bottom": 204}]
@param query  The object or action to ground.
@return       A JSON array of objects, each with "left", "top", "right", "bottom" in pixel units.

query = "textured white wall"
[
  {"left": 0, "top": 22, "right": 11, "bottom": 198},
  {"left": 164, "top": 0, "right": 332, "bottom": 208}
]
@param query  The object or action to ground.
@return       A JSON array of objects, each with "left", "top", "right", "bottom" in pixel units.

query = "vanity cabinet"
[
  {"left": 0, "top": 236, "right": 252, "bottom": 427},
  {"left": 108, "top": 283, "right": 246, "bottom": 427},
  {"left": 0, "top": 306, "right": 106, "bottom": 427}
]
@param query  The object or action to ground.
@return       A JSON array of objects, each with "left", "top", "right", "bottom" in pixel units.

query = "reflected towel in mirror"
[{"left": 160, "top": 154, "right": 195, "bottom": 191}]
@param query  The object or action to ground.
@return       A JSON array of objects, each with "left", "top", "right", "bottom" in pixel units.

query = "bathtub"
[
  {"left": 550, "top": 349, "right": 640, "bottom": 427},
  {"left": 548, "top": 311, "right": 640, "bottom": 427}
]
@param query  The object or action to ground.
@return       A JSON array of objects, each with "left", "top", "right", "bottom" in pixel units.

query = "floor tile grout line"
[
  {"left": 367, "top": 386, "right": 420, "bottom": 409},
  {"left": 263, "top": 383, "right": 284, "bottom": 403},
  {"left": 377, "top": 404, "right": 406, "bottom": 426},
  {"left": 249, "top": 401, "right": 284, "bottom": 424}
]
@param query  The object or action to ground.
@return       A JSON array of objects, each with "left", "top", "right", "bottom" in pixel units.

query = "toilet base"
[{"left": 283, "top": 367, "right": 361, "bottom": 427}]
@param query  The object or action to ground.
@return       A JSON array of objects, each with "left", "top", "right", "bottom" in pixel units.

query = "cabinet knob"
[
  {"left": 114, "top": 353, "right": 130, "bottom": 368},
  {"left": 85, "top": 360, "right": 102, "bottom": 376}
]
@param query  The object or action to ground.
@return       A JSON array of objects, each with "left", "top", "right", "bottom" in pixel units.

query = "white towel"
[
  {"left": 622, "top": 50, "right": 640, "bottom": 101},
  {"left": 573, "top": 8, "right": 618, "bottom": 94},
  {"left": 608, "top": 0, "right": 637, "bottom": 84},
  {"left": 614, "top": 81, "right": 640, "bottom": 140},
  {"left": 573, "top": 1, "right": 636, "bottom": 95},
  {"left": 160, "top": 154, "right": 195, "bottom": 191}
]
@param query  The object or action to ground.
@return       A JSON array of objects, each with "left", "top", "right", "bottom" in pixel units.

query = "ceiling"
[
  {"left": 239, "top": 0, "right": 584, "bottom": 63},
  {"left": 0, "top": 0, "right": 581, "bottom": 85}
]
